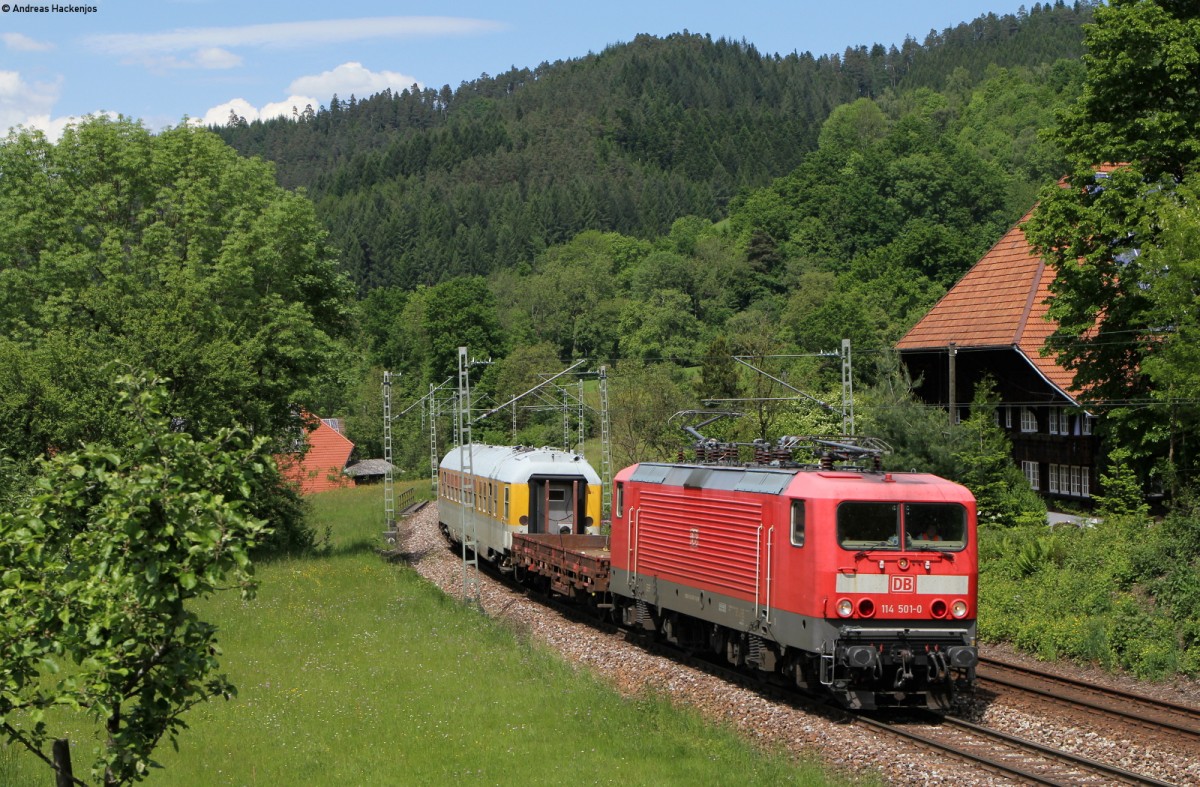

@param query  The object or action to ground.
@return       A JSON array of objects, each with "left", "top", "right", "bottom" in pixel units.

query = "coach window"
[
  {"left": 615, "top": 482, "right": 624, "bottom": 518},
  {"left": 503, "top": 487, "right": 510, "bottom": 520},
  {"left": 790, "top": 500, "right": 805, "bottom": 547}
]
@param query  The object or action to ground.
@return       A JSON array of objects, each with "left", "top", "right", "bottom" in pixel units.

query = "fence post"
[{"left": 52, "top": 738, "right": 73, "bottom": 787}]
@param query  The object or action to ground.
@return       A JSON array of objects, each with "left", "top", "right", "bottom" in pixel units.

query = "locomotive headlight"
[
  {"left": 836, "top": 598, "right": 854, "bottom": 618},
  {"left": 951, "top": 600, "right": 969, "bottom": 619}
]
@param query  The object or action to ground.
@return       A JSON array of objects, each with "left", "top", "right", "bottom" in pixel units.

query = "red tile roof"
[
  {"left": 895, "top": 208, "right": 1078, "bottom": 401},
  {"left": 278, "top": 416, "right": 355, "bottom": 494}
]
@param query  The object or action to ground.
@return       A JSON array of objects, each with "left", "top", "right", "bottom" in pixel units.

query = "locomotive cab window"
[
  {"left": 837, "top": 501, "right": 967, "bottom": 551},
  {"left": 790, "top": 500, "right": 805, "bottom": 547},
  {"left": 837, "top": 502, "right": 899, "bottom": 550},
  {"left": 905, "top": 503, "right": 967, "bottom": 550},
  {"left": 615, "top": 482, "right": 624, "bottom": 518}
]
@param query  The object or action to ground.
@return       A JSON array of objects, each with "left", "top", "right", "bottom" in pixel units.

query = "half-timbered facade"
[{"left": 896, "top": 208, "right": 1098, "bottom": 506}]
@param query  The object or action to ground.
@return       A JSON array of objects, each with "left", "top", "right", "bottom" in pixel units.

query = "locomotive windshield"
[
  {"left": 837, "top": 501, "right": 967, "bottom": 551},
  {"left": 837, "top": 502, "right": 899, "bottom": 549},
  {"left": 905, "top": 503, "right": 967, "bottom": 550}
]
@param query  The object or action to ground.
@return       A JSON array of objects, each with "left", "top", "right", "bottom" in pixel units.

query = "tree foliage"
[
  {"left": 0, "top": 375, "right": 272, "bottom": 785},
  {"left": 1051, "top": 0, "right": 1200, "bottom": 182},
  {"left": 1027, "top": 0, "right": 1200, "bottom": 489},
  {"left": 0, "top": 116, "right": 354, "bottom": 454}
]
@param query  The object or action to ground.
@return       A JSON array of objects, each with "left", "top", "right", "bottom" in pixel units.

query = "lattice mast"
[
  {"left": 456, "top": 347, "right": 481, "bottom": 606},
  {"left": 842, "top": 339, "right": 854, "bottom": 435},
  {"left": 382, "top": 371, "right": 395, "bottom": 531},
  {"left": 599, "top": 366, "right": 612, "bottom": 519},
  {"left": 428, "top": 382, "right": 438, "bottom": 495}
]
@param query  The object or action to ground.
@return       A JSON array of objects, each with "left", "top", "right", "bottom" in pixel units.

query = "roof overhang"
[
  {"left": 898, "top": 343, "right": 1091, "bottom": 414},
  {"left": 1012, "top": 344, "right": 1085, "bottom": 411}
]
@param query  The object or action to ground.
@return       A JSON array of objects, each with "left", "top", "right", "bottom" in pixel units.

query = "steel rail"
[{"left": 978, "top": 655, "right": 1200, "bottom": 741}]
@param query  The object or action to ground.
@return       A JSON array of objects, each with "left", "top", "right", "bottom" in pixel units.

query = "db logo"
[{"left": 890, "top": 575, "right": 916, "bottom": 594}]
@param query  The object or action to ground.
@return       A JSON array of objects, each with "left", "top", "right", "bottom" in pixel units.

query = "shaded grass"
[{"left": 6, "top": 485, "right": 848, "bottom": 786}]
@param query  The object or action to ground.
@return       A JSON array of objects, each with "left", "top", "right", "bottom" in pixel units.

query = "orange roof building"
[
  {"left": 896, "top": 209, "right": 1098, "bottom": 504},
  {"left": 278, "top": 416, "right": 355, "bottom": 495}
]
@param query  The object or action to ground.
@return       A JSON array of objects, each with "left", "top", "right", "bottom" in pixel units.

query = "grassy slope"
[{"left": 4, "top": 484, "right": 846, "bottom": 786}]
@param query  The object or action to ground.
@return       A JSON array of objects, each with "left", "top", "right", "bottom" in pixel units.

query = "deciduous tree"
[
  {"left": 1027, "top": 0, "right": 1200, "bottom": 487},
  {"left": 0, "top": 116, "right": 354, "bottom": 455},
  {"left": 0, "top": 375, "right": 272, "bottom": 786}
]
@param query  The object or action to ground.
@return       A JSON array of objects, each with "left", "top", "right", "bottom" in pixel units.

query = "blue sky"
[{"left": 2, "top": 0, "right": 1034, "bottom": 137}]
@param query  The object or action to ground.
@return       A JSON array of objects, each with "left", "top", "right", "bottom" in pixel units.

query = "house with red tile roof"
[
  {"left": 277, "top": 416, "right": 355, "bottom": 495},
  {"left": 896, "top": 207, "right": 1098, "bottom": 505}
]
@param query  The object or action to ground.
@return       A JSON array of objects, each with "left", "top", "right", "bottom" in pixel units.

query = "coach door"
[{"left": 528, "top": 476, "right": 586, "bottom": 535}]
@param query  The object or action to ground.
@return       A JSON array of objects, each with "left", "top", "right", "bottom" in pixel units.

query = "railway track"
[
  {"left": 416, "top": 508, "right": 1196, "bottom": 784},
  {"left": 859, "top": 712, "right": 1176, "bottom": 786},
  {"left": 627, "top": 629, "right": 1183, "bottom": 785},
  {"left": 545, "top": 597, "right": 1192, "bottom": 783},
  {"left": 525, "top": 582, "right": 1184, "bottom": 784},
  {"left": 977, "top": 655, "right": 1200, "bottom": 744}
]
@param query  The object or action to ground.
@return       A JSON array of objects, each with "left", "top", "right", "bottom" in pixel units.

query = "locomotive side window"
[
  {"left": 615, "top": 482, "right": 624, "bottom": 518},
  {"left": 790, "top": 500, "right": 806, "bottom": 547},
  {"left": 904, "top": 503, "right": 967, "bottom": 550},
  {"left": 837, "top": 502, "right": 900, "bottom": 550}
]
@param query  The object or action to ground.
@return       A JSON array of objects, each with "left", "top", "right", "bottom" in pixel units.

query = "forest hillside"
[{"left": 215, "top": 1, "right": 1095, "bottom": 292}]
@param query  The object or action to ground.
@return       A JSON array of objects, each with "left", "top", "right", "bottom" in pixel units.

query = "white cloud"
[
  {"left": 86, "top": 16, "right": 506, "bottom": 68},
  {"left": 107, "top": 46, "right": 243, "bottom": 72},
  {"left": 193, "top": 47, "right": 243, "bottom": 69},
  {"left": 198, "top": 95, "right": 325, "bottom": 127},
  {"left": 2, "top": 32, "right": 54, "bottom": 53},
  {"left": 200, "top": 62, "right": 422, "bottom": 128},
  {"left": 260, "top": 95, "right": 320, "bottom": 122},
  {"left": 288, "top": 62, "right": 421, "bottom": 101},
  {"left": 24, "top": 111, "right": 121, "bottom": 141},
  {"left": 198, "top": 97, "right": 260, "bottom": 127},
  {"left": 0, "top": 70, "right": 63, "bottom": 135}
]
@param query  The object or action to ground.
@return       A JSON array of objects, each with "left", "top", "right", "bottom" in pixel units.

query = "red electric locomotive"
[{"left": 607, "top": 438, "right": 978, "bottom": 710}]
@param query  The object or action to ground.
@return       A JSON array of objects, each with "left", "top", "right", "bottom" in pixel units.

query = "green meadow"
[{"left": 3, "top": 484, "right": 848, "bottom": 786}]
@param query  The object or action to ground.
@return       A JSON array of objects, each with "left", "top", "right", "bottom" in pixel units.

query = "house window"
[
  {"left": 1081, "top": 416, "right": 1093, "bottom": 436},
  {"left": 1020, "top": 408, "right": 1038, "bottom": 433},
  {"left": 1048, "top": 408, "right": 1061, "bottom": 435},
  {"left": 1050, "top": 465, "right": 1092, "bottom": 498},
  {"left": 1005, "top": 406, "right": 1012, "bottom": 428},
  {"left": 790, "top": 500, "right": 806, "bottom": 547},
  {"left": 993, "top": 409, "right": 1000, "bottom": 427},
  {"left": 1022, "top": 461, "right": 1040, "bottom": 490}
]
